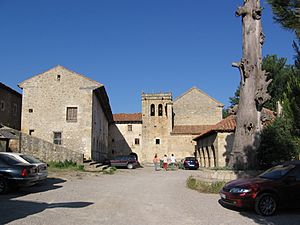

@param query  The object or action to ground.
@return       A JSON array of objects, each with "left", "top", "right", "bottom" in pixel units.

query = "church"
[{"left": 109, "top": 87, "right": 224, "bottom": 163}]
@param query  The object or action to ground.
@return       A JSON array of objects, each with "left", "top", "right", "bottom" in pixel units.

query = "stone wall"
[
  {"left": 0, "top": 83, "right": 22, "bottom": 130},
  {"left": 168, "top": 134, "right": 197, "bottom": 160},
  {"left": 109, "top": 123, "right": 142, "bottom": 159},
  {"left": 20, "top": 132, "right": 83, "bottom": 164},
  {"left": 92, "top": 93, "right": 109, "bottom": 161},
  {"left": 195, "top": 168, "right": 261, "bottom": 182},
  {"left": 173, "top": 87, "right": 223, "bottom": 126}
]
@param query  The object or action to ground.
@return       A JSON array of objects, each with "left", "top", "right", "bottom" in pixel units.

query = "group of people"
[{"left": 153, "top": 153, "right": 177, "bottom": 171}]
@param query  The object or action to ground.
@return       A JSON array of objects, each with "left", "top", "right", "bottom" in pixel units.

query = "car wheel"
[
  {"left": 127, "top": 163, "right": 134, "bottom": 169},
  {"left": 255, "top": 193, "right": 277, "bottom": 216},
  {"left": 0, "top": 177, "right": 8, "bottom": 194}
]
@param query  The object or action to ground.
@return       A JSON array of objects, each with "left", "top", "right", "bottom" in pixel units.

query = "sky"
[{"left": 0, "top": 0, "right": 296, "bottom": 114}]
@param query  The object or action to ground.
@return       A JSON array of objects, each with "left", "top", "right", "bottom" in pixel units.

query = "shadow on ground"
[
  {"left": 218, "top": 200, "right": 300, "bottom": 225},
  {"left": 0, "top": 177, "right": 94, "bottom": 224},
  {"left": 0, "top": 200, "right": 93, "bottom": 224}
]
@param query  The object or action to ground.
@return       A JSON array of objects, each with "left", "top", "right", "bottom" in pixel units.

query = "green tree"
[
  {"left": 267, "top": 0, "right": 300, "bottom": 36},
  {"left": 262, "top": 55, "right": 294, "bottom": 111}
]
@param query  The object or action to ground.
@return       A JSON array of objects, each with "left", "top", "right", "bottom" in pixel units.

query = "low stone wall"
[
  {"left": 20, "top": 133, "right": 83, "bottom": 164},
  {"left": 195, "top": 168, "right": 261, "bottom": 182}
]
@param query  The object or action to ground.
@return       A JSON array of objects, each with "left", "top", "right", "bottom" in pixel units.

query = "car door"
[{"left": 281, "top": 166, "right": 300, "bottom": 207}]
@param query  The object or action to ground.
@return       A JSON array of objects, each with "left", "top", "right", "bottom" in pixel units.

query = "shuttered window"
[{"left": 66, "top": 107, "right": 77, "bottom": 122}]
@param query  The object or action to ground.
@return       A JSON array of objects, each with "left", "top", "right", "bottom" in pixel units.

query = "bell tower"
[{"left": 141, "top": 92, "right": 173, "bottom": 161}]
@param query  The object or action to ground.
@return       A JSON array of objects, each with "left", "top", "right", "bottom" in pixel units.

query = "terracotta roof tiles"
[{"left": 113, "top": 113, "right": 142, "bottom": 122}]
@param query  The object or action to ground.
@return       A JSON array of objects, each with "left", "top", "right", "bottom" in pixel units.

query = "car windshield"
[
  {"left": 20, "top": 155, "right": 41, "bottom": 164},
  {"left": 185, "top": 157, "right": 196, "bottom": 161},
  {"left": 259, "top": 164, "right": 295, "bottom": 180}
]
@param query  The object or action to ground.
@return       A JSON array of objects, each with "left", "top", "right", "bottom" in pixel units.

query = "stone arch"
[
  {"left": 158, "top": 104, "right": 163, "bottom": 116},
  {"left": 150, "top": 104, "right": 155, "bottom": 116}
]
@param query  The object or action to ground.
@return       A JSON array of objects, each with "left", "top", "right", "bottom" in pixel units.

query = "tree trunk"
[{"left": 229, "top": 0, "right": 271, "bottom": 169}]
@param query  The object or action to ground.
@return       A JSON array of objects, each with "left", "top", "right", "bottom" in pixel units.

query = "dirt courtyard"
[{"left": 0, "top": 166, "right": 299, "bottom": 225}]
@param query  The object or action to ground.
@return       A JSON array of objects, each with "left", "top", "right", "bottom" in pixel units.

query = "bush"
[
  {"left": 186, "top": 176, "right": 226, "bottom": 194},
  {"left": 257, "top": 117, "right": 299, "bottom": 169},
  {"left": 102, "top": 166, "right": 117, "bottom": 175},
  {"left": 48, "top": 160, "right": 84, "bottom": 171}
]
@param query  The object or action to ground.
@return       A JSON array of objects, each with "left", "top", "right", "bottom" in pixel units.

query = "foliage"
[
  {"left": 267, "top": 0, "right": 300, "bottom": 36},
  {"left": 48, "top": 160, "right": 84, "bottom": 171},
  {"left": 102, "top": 166, "right": 117, "bottom": 175},
  {"left": 186, "top": 176, "right": 226, "bottom": 194},
  {"left": 257, "top": 116, "right": 300, "bottom": 168},
  {"left": 262, "top": 55, "right": 294, "bottom": 111},
  {"left": 229, "top": 86, "right": 240, "bottom": 107},
  {"left": 224, "top": 55, "right": 292, "bottom": 115}
]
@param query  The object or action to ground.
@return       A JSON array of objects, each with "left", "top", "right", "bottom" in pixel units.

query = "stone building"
[
  {"left": 110, "top": 87, "right": 224, "bottom": 162},
  {"left": 18, "top": 65, "right": 113, "bottom": 161},
  {"left": 193, "top": 108, "right": 276, "bottom": 168},
  {"left": 109, "top": 113, "right": 142, "bottom": 159},
  {"left": 0, "top": 82, "right": 22, "bottom": 130}
]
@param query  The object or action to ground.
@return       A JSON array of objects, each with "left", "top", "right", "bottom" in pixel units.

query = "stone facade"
[
  {"left": 109, "top": 114, "right": 142, "bottom": 159},
  {"left": 0, "top": 82, "right": 22, "bottom": 130},
  {"left": 173, "top": 87, "right": 223, "bottom": 126},
  {"left": 18, "top": 66, "right": 113, "bottom": 162}
]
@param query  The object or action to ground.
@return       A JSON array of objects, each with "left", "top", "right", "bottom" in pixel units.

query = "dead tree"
[{"left": 229, "top": 0, "right": 271, "bottom": 169}]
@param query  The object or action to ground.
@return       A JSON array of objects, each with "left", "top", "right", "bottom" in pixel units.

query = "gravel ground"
[{"left": 1, "top": 166, "right": 300, "bottom": 225}]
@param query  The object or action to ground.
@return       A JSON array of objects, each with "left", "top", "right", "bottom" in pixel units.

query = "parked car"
[
  {"left": 182, "top": 157, "right": 199, "bottom": 170},
  {"left": 219, "top": 160, "right": 300, "bottom": 216},
  {"left": 0, "top": 153, "right": 39, "bottom": 194},
  {"left": 0, "top": 152, "right": 47, "bottom": 182},
  {"left": 109, "top": 155, "right": 139, "bottom": 169}
]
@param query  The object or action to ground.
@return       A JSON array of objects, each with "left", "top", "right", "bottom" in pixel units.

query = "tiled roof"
[
  {"left": 113, "top": 113, "right": 142, "bottom": 122},
  {"left": 193, "top": 108, "right": 276, "bottom": 140},
  {"left": 171, "top": 125, "right": 213, "bottom": 135},
  {"left": 193, "top": 115, "right": 236, "bottom": 140}
]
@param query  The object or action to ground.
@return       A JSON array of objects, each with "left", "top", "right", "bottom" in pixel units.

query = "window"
[
  {"left": 29, "top": 108, "right": 33, "bottom": 113},
  {"left": 53, "top": 132, "right": 62, "bottom": 145},
  {"left": 158, "top": 104, "right": 163, "bottom": 116},
  {"left": 128, "top": 125, "right": 132, "bottom": 131},
  {"left": 156, "top": 139, "right": 160, "bottom": 145},
  {"left": 135, "top": 138, "right": 140, "bottom": 145},
  {"left": 57, "top": 74, "right": 61, "bottom": 81},
  {"left": 0, "top": 101, "right": 5, "bottom": 111},
  {"left": 12, "top": 103, "right": 17, "bottom": 116},
  {"left": 150, "top": 104, "right": 155, "bottom": 116},
  {"left": 66, "top": 107, "right": 77, "bottom": 122},
  {"left": 29, "top": 129, "right": 34, "bottom": 135}
]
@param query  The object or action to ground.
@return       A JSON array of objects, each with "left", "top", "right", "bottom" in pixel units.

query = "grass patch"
[
  {"left": 102, "top": 166, "right": 117, "bottom": 175},
  {"left": 186, "top": 176, "right": 226, "bottom": 194},
  {"left": 48, "top": 160, "right": 84, "bottom": 171}
]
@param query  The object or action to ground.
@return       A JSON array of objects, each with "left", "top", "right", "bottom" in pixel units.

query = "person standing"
[
  {"left": 170, "top": 154, "right": 177, "bottom": 169},
  {"left": 163, "top": 154, "right": 168, "bottom": 171},
  {"left": 153, "top": 154, "right": 160, "bottom": 171}
]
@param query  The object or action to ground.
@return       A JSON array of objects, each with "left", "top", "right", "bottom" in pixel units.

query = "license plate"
[{"left": 220, "top": 193, "right": 226, "bottom": 199}]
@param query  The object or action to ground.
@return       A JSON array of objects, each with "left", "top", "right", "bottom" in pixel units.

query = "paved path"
[{"left": 1, "top": 166, "right": 300, "bottom": 225}]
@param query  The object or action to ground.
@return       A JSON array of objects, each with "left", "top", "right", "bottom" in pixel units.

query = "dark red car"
[{"left": 219, "top": 160, "right": 300, "bottom": 216}]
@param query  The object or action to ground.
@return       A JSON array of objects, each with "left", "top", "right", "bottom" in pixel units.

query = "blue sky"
[{"left": 0, "top": 0, "right": 296, "bottom": 113}]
